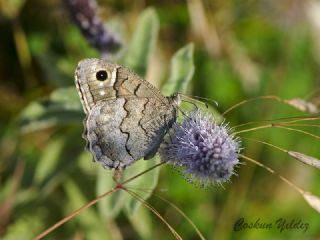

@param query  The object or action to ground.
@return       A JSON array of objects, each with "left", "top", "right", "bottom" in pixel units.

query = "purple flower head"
[
  {"left": 160, "top": 110, "right": 240, "bottom": 186},
  {"left": 66, "top": 0, "right": 121, "bottom": 55}
]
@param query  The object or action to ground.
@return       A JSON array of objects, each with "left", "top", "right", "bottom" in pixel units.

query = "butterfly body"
[{"left": 75, "top": 59, "right": 180, "bottom": 169}]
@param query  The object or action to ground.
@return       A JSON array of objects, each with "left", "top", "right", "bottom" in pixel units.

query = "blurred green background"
[{"left": 1, "top": 0, "right": 320, "bottom": 239}]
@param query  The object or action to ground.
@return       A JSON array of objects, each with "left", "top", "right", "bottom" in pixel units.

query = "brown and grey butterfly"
[{"left": 75, "top": 58, "right": 180, "bottom": 169}]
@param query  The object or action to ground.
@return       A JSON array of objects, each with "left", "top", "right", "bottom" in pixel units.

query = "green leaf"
[
  {"left": 124, "top": 7, "right": 159, "bottom": 76},
  {"left": 33, "top": 129, "right": 84, "bottom": 197},
  {"left": 124, "top": 157, "right": 161, "bottom": 215},
  {"left": 162, "top": 43, "right": 195, "bottom": 95},
  {"left": 64, "top": 179, "right": 113, "bottom": 240},
  {"left": 34, "top": 137, "right": 65, "bottom": 186},
  {"left": 18, "top": 87, "right": 84, "bottom": 133},
  {"left": 96, "top": 166, "right": 127, "bottom": 219},
  {"left": 1, "top": 0, "right": 26, "bottom": 19},
  {"left": 0, "top": 177, "right": 16, "bottom": 203},
  {"left": 28, "top": 34, "right": 50, "bottom": 55},
  {"left": 2, "top": 213, "right": 44, "bottom": 240},
  {"left": 127, "top": 206, "right": 153, "bottom": 239},
  {"left": 36, "top": 54, "right": 74, "bottom": 87},
  {"left": 78, "top": 151, "right": 97, "bottom": 175}
]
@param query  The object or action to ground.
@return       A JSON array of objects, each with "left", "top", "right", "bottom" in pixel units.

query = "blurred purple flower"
[
  {"left": 66, "top": 0, "right": 121, "bottom": 55},
  {"left": 160, "top": 110, "right": 240, "bottom": 186}
]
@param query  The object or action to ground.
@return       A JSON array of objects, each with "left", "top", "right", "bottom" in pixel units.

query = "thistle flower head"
[{"left": 160, "top": 110, "right": 240, "bottom": 186}]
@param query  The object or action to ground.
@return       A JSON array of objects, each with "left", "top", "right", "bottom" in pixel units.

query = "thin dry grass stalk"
[
  {"left": 240, "top": 154, "right": 320, "bottom": 214},
  {"left": 285, "top": 98, "right": 319, "bottom": 114},
  {"left": 288, "top": 151, "right": 320, "bottom": 169}
]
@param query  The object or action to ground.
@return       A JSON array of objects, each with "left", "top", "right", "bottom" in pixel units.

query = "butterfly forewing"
[{"left": 75, "top": 58, "right": 180, "bottom": 169}]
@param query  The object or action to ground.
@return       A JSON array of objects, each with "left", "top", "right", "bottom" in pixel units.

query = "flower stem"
[{"left": 34, "top": 161, "right": 165, "bottom": 239}]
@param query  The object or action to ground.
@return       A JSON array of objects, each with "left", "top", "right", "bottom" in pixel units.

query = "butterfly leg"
[{"left": 113, "top": 169, "right": 123, "bottom": 183}]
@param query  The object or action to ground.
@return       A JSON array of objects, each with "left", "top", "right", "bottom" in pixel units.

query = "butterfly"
[{"left": 75, "top": 58, "right": 180, "bottom": 169}]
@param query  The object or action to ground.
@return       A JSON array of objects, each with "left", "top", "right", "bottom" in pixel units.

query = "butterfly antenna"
[
  {"left": 180, "top": 93, "right": 219, "bottom": 108},
  {"left": 176, "top": 103, "right": 196, "bottom": 122},
  {"left": 181, "top": 96, "right": 208, "bottom": 109}
]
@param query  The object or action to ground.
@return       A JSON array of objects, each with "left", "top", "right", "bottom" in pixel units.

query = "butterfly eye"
[{"left": 96, "top": 70, "right": 108, "bottom": 81}]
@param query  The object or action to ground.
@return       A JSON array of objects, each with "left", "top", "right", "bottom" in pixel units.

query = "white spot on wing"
[{"left": 109, "top": 67, "right": 118, "bottom": 87}]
